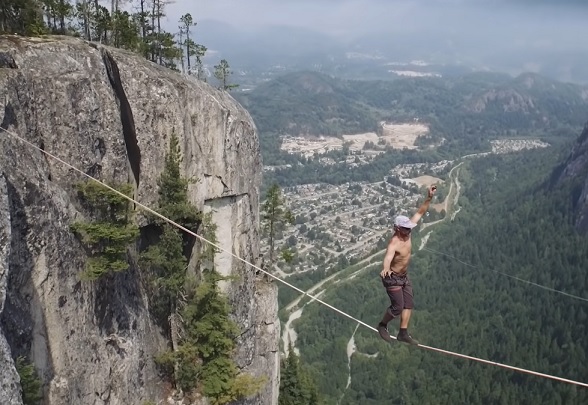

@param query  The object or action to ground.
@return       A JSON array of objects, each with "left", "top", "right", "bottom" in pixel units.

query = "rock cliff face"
[
  {"left": 554, "top": 122, "right": 588, "bottom": 233},
  {"left": 0, "top": 36, "right": 279, "bottom": 405},
  {"left": 0, "top": 175, "right": 22, "bottom": 405}
]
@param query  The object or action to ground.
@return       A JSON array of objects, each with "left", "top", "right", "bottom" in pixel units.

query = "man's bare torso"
[{"left": 390, "top": 235, "right": 412, "bottom": 274}]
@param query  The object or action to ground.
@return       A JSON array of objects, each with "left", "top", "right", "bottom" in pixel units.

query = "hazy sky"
[
  {"left": 166, "top": 0, "right": 588, "bottom": 39},
  {"left": 163, "top": 0, "right": 588, "bottom": 82}
]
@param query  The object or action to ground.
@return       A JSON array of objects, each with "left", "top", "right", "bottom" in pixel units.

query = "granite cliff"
[
  {"left": 553, "top": 121, "right": 588, "bottom": 233},
  {"left": 0, "top": 35, "right": 279, "bottom": 405}
]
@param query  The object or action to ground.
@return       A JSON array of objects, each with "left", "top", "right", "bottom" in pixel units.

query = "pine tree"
[
  {"left": 279, "top": 344, "right": 301, "bottom": 405},
  {"left": 194, "top": 43, "right": 207, "bottom": 80},
  {"left": 214, "top": 59, "right": 239, "bottom": 91},
  {"left": 178, "top": 13, "right": 194, "bottom": 73},
  {"left": 41, "top": 0, "right": 72, "bottom": 34},
  {"left": 157, "top": 132, "right": 200, "bottom": 229},
  {"left": 261, "top": 184, "right": 294, "bottom": 266},
  {"left": 75, "top": 0, "right": 92, "bottom": 40},
  {"left": 15, "top": 357, "right": 43, "bottom": 405},
  {"left": 0, "top": 0, "right": 45, "bottom": 35},
  {"left": 178, "top": 13, "right": 207, "bottom": 78},
  {"left": 140, "top": 132, "right": 200, "bottom": 337},
  {"left": 70, "top": 181, "right": 139, "bottom": 281},
  {"left": 279, "top": 344, "right": 320, "bottom": 405},
  {"left": 137, "top": 0, "right": 150, "bottom": 58},
  {"left": 110, "top": 8, "right": 140, "bottom": 49},
  {"left": 146, "top": 0, "right": 178, "bottom": 66}
]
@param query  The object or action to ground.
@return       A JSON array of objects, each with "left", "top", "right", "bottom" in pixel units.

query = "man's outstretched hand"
[{"left": 428, "top": 185, "right": 437, "bottom": 199}]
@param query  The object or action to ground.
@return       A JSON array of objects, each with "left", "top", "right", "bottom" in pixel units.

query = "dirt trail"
[{"left": 421, "top": 162, "right": 463, "bottom": 231}]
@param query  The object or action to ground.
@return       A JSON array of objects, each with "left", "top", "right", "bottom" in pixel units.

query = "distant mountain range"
[
  {"left": 234, "top": 70, "right": 588, "bottom": 143},
  {"left": 195, "top": 20, "right": 588, "bottom": 84}
]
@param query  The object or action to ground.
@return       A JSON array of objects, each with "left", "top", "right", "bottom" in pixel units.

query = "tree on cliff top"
[
  {"left": 261, "top": 183, "right": 295, "bottom": 266},
  {"left": 1, "top": 0, "right": 231, "bottom": 78}
]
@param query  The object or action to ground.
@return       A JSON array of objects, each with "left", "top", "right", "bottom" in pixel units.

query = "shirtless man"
[{"left": 377, "top": 185, "right": 437, "bottom": 345}]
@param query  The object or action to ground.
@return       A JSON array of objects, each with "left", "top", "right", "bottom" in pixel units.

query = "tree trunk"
[
  {"left": 169, "top": 311, "right": 180, "bottom": 355},
  {"left": 169, "top": 310, "right": 183, "bottom": 393},
  {"left": 81, "top": 0, "right": 91, "bottom": 40},
  {"left": 59, "top": 0, "right": 66, "bottom": 33},
  {"left": 93, "top": 0, "right": 99, "bottom": 42},
  {"left": 185, "top": 31, "right": 191, "bottom": 74},
  {"left": 157, "top": 0, "right": 162, "bottom": 65},
  {"left": 178, "top": 29, "right": 185, "bottom": 73},
  {"left": 140, "top": 0, "right": 147, "bottom": 59},
  {"left": 140, "top": 0, "right": 146, "bottom": 40},
  {"left": 151, "top": 0, "right": 156, "bottom": 62},
  {"left": 269, "top": 219, "right": 274, "bottom": 265},
  {"left": 111, "top": 0, "right": 118, "bottom": 44}
]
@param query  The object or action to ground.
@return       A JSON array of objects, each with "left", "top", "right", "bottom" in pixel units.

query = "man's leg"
[
  {"left": 380, "top": 309, "right": 395, "bottom": 326},
  {"left": 377, "top": 310, "right": 395, "bottom": 342},
  {"left": 399, "top": 309, "right": 411, "bottom": 329},
  {"left": 396, "top": 277, "right": 418, "bottom": 345},
  {"left": 378, "top": 277, "right": 404, "bottom": 342}
]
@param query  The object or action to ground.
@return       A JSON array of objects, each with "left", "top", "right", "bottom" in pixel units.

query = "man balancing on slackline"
[{"left": 377, "top": 184, "right": 437, "bottom": 345}]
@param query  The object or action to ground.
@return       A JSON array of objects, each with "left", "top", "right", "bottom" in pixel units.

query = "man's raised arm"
[{"left": 410, "top": 185, "right": 437, "bottom": 224}]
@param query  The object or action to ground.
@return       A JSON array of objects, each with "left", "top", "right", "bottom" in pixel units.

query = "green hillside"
[
  {"left": 290, "top": 145, "right": 588, "bottom": 404},
  {"left": 236, "top": 71, "right": 380, "bottom": 136},
  {"left": 236, "top": 71, "right": 588, "bottom": 166}
]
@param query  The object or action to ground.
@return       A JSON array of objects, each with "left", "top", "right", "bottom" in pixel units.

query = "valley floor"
[{"left": 266, "top": 138, "right": 549, "bottom": 359}]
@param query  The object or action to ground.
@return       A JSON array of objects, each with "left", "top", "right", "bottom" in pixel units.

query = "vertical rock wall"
[{"left": 0, "top": 35, "right": 278, "bottom": 405}]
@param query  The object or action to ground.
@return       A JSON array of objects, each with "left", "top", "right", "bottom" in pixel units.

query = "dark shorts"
[{"left": 381, "top": 272, "right": 414, "bottom": 317}]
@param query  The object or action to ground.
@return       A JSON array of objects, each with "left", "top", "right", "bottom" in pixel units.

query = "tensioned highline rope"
[
  {"left": 1, "top": 126, "right": 587, "bottom": 389},
  {"left": 422, "top": 247, "right": 588, "bottom": 302}
]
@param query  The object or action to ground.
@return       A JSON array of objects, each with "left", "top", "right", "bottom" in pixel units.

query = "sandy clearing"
[
  {"left": 430, "top": 201, "right": 445, "bottom": 212},
  {"left": 404, "top": 175, "right": 444, "bottom": 188},
  {"left": 280, "top": 135, "right": 342, "bottom": 157},
  {"left": 342, "top": 132, "right": 380, "bottom": 147},
  {"left": 401, "top": 175, "right": 445, "bottom": 212},
  {"left": 280, "top": 123, "right": 430, "bottom": 157},
  {"left": 380, "top": 123, "right": 429, "bottom": 150}
]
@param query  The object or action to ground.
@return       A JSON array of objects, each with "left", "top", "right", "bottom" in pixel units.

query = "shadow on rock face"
[
  {"left": 0, "top": 179, "right": 55, "bottom": 388},
  {"left": 101, "top": 49, "right": 141, "bottom": 189},
  {"left": 0, "top": 52, "right": 17, "bottom": 69},
  {"left": 1, "top": 103, "right": 17, "bottom": 132}
]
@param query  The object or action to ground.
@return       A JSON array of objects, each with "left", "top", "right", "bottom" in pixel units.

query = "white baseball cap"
[{"left": 394, "top": 215, "right": 417, "bottom": 229}]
